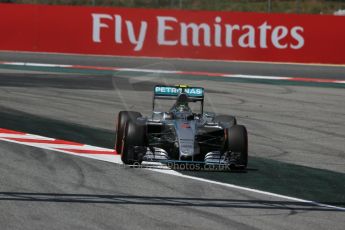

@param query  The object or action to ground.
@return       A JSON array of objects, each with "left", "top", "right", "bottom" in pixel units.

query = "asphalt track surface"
[
  {"left": 1, "top": 51, "right": 345, "bottom": 79},
  {"left": 0, "top": 52, "right": 344, "bottom": 229}
]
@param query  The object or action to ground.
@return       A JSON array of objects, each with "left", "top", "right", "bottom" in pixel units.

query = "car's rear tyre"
[
  {"left": 227, "top": 125, "right": 248, "bottom": 169},
  {"left": 214, "top": 115, "right": 237, "bottom": 127},
  {"left": 115, "top": 111, "right": 142, "bottom": 153},
  {"left": 121, "top": 119, "right": 147, "bottom": 165}
]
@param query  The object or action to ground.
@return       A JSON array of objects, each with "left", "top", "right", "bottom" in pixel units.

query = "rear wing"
[
  {"left": 153, "top": 85, "right": 204, "bottom": 113},
  {"left": 153, "top": 85, "right": 204, "bottom": 101}
]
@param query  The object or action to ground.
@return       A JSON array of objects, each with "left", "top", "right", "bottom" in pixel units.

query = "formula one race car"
[{"left": 115, "top": 85, "right": 248, "bottom": 170}]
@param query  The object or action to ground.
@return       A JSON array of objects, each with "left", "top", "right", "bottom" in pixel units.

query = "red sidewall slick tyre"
[
  {"left": 227, "top": 125, "right": 248, "bottom": 168},
  {"left": 121, "top": 119, "right": 146, "bottom": 164},
  {"left": 115, "top": 111, "right": 142, "bottom": 153}
]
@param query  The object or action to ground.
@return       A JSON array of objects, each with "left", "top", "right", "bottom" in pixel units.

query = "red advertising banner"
[{"left": 0, "top": 4, "right": 344, "bottom": 64}]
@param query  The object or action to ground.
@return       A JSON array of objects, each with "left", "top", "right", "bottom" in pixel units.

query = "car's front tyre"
[
  {"left": 227, "top": 125, "right": 248, "bottom": 169},
  {"left": 115, "top": 111, "right": 142, "bottom": 153},
  {"left": 120, "top": 119, "right": 147, "bottom": 165}
]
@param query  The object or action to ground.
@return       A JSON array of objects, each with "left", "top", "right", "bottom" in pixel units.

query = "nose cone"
[
  {"left": 175, "top": 120, "right": 198, "bottom": 160},
  {"left": 180, "top": 155, "right": 193, "bottom": 161}
]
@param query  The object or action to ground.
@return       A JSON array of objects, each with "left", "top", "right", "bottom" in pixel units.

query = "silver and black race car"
[{"left": 115, "top": 85, "right": 248, "bottom": 170}]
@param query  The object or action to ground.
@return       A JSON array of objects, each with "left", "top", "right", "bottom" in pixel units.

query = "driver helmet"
[
  {"left": 176, "top": 102, "right": 191, "bottom": 112},
  {"left": 173, "top": 93, "right": 192, "bottom": 113}
]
